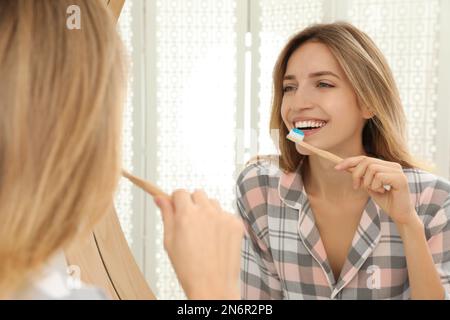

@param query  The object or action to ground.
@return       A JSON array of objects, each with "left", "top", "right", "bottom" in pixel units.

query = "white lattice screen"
[
  {"left": 114, "top": 0, "right": 449, "bottom": 299},
  {"left": 154, "top": 0, "right": 238, "bottom": 299},
  {"left": 348, "top": 0, "right": 441, "bottom": 164},
  {"left": 115, "top": 0, "right": 134, "bottom": 244}
]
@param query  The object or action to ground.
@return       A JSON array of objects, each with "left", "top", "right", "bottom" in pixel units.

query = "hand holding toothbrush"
[
  {"left": 154, "top": 190, "right": 244, "bottom": 300},
  {"left": 287, "top": 128, "right": 417, "bottom": 226},
  {"left": 287, "top": 128, "right": 391, "bottom": 191},
  {"left": 122, "top": 170, "right": 244, "bottom": 299},
  {"left": 333, "top": 156, "right": 417, "bottom": 226}
]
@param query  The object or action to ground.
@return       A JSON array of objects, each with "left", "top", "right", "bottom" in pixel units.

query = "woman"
[
  {"left": 237, "top": 22, "right": 450, "bottom": 299},
  {"left": 0, "top": 0, "right": 242, "bottom": 299}
]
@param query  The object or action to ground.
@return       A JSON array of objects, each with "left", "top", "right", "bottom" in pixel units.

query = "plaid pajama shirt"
[{"left": 236, "top": 158, "right": 450, "bottom": 299}]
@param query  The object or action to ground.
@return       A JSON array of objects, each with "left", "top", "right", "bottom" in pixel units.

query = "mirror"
[
  {"left": 69, "top": 0, "right": 450, "bottom": 300},
  {"left": 64, "top": 0, "right": 155, "bottom": 300}
]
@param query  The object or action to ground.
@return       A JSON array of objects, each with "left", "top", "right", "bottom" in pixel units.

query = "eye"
[
  {"left": 283, "top": 85, "right": 297, "bottom": 93},
  {"left": 317, "top": 81, "right": 334, "bottom": 88}
]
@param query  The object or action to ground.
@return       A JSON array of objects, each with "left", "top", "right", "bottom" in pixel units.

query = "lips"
[
  {"left": 294, "top": 120, "right": 327, "bottom": 129},
  {"left": 300, "top": 126, "right": 325, "bottom": 137},
  {"left": 291, "top": 118, "right": 328, "bottom": 138}
]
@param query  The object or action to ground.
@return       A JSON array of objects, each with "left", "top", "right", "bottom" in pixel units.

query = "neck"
[{"left": 302, "top": 148, "right": 369, "bottom": 201}]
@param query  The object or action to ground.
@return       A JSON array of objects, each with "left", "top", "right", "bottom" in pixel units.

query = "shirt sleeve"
[
  {"left": 424, "top": 191, "right": 450, "bottom": 300},
  {"left": 236, "top": 163, "right": 283, "bottom": 300}
]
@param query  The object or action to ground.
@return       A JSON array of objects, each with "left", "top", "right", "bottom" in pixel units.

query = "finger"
[
  {"left": 154, "top": 196, "right": 175, "bottom": 235},
  {"left": 370, "top": 170, "right": 383, "bottom": 190},
  {"left": 375, "top": 187, "right": 386, "bottom": 194},
  {"left": 210, "top": 199, "right": 222, "bottom": 211},
  {"left": 351, "top": 157, "right": 372, "bottom": 189},
  {"left": 335, "top": 156, "right": 401, "bottom": 171},
  {"left": 216, "top": 214, "right": 227, "bottom": 277},
  {"left": 372, "top": 160, "right": 403, "bottom": 170},
  {"left": 368, "top": 174, "right": 387, "bottom": 193},
  {"left": 367, "top": 188, "right": 385, "bottom": 199},
  {"left": 370, "top": 186, "right": 386, "bottom": 194},
  {"left": 191, "top": 189, "right": 209, "bottom": 206},
  {"left": 334, "top": 156, "right": 366, "bottom": 171},
  {"left": 226, "top": 215, "right": 245, "bottom": 282},
  {"left": 368, "top": 172, "right": 401, "bottom": 191},
  {"left": 369, "top": 167, "right": 397, "bottom": 190},
  {"left": 172, "top": 189, "right": 193, "bottom": 212},
  {"left": 363, "top": 164, "right": 396, "bottom": 189}
]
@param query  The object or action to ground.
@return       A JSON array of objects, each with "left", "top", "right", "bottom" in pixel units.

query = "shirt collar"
[
  {"left": 277, "top": 158, "right": 382, "bottom": 296},
  {"left": 13, "top": 251, "right": 73, "bottom": 299},
  {"left": 278, "top": 158, "right": 307, "bottom": 210}
]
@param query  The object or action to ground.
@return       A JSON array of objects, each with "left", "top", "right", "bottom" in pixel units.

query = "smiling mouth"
[{"left": 293, "top": 120, "right": 328, "bottom": 133}]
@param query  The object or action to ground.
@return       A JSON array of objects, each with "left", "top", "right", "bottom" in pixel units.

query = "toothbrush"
[
  {"left": 286, "top": 128, "right": 391, "bottom": 191},
  {"left": 122, "top": 170, "right": 171, "bottom": 199}
]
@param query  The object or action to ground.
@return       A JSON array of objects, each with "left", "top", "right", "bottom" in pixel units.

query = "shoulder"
[
  {"left": 12, "top": 251, "right": 109, "bottom": 300},
  {"left": 403, "top": 167, "right": 450, "bottom": 193},
  {"left": 403, "top": 167, "right": 450, "bottom": 207},
  {"left": 57, "top": 286, "right": 109, "bottom": 300},
  {"left": 13, "top": 272, "right": 109, "bottom": 300},
  {"left": 403, "top": 167, "right": 450, "bottom": 234},
  {"left": 236, "top": 155, "right": 282, "bottom": 192},
  {"left": 30, "top": 285, "right": 108, "bottom": 300},
  {"left": 235, "top": 156, "right": 282, "bottom": 222}
]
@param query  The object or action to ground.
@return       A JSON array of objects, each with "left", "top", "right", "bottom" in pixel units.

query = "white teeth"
[{"left": 294, "top": 120, "right": 327, "bottom": 129}]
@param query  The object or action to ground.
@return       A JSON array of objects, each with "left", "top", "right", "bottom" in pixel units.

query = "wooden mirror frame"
[{"left": 64, "top": 0, "right": 156, "bottom": 300}]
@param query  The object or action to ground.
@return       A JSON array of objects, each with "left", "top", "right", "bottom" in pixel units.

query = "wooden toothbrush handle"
[
  {"left": 122, "top": 170, "right": 170, "bottom": 199},
  {"left": 297, "top": 140, "right": 392, "bottom": 191},
  {"left": 297, "top": 140, "right": 343, "bottom": 164}
]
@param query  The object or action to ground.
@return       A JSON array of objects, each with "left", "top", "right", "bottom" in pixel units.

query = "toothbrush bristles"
[{"left": 287, "top": 128, "right": 305, "bottom": 143}]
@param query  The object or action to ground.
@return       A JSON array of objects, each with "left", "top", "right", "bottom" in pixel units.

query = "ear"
[{"left": 361, "top": 105, "right": 374, "bottom": 120}]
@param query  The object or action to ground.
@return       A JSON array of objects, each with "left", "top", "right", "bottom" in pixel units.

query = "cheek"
[
  {"left": 340, "top": 89, "right": 360, "bottom": 110},
  {"left": 334, "top": 103, "right": 364, "bottom": 122},
  {"left": 280, "top": 102, "right": 290, "bottom": 127},
  {"left": 280, "top": 104, "right": 289, "bottom": 125},
  {"left": 327, "top": 93, "right": 362, "bottom": 124}
]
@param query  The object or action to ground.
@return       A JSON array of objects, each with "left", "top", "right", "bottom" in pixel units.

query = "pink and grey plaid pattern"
[{"left": 236, "top": 158, "right": 450, "bottom": 300}]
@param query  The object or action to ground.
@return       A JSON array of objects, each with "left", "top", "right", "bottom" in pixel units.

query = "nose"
[{"left": 289, "top": 86, "right": 316, "bottom": 112}]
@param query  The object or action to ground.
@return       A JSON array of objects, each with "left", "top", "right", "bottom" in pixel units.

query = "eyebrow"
[{"left": 283, "top": 71, "right": 341, "bottom": 80}]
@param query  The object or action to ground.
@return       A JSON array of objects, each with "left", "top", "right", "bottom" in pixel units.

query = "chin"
[{"left": 295, "top": 144, "right": 313, "bottom": 156}]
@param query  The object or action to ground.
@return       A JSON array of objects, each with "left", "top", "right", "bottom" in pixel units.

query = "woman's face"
[{"left": 281, "top": 41, "right": 372, "bottom": 157}]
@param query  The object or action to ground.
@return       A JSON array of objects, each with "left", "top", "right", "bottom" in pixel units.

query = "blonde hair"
[
  {"left": 269, "top": 22, "right": 429, "bottom": 172},
  {"left": 0, "top": 0, "right": 125, "bottom": 297}
]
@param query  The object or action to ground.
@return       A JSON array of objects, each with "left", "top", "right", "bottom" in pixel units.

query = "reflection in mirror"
[{"left": 118, "top": 0, "right": 450, "bottom": 300}]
